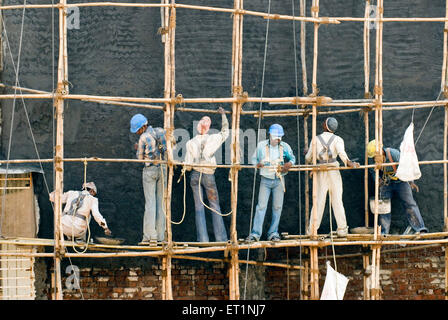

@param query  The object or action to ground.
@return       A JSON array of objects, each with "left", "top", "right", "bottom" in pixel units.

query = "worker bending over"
[
  {"left": 50, "top": 182, "right": 111, "bottom": 242},
  {"left": 184, "top": 107, "right": 229, "bottom": 242},
  {"left": 305, "top": 117, "right": 359, "bottom": 237},
  {"left": 367, "top": 140, "right": 428, "bottom": 235}
]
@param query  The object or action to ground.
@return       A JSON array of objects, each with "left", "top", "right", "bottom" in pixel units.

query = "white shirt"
[
  {"left": 50, "top": 190, "right": 108, "bottom": 229},
  {"left": 184, "top": 114, "right": 229, "bottom": 174},
  {"left": 305, "top": 132, "right": 349, "bottom": 166}
]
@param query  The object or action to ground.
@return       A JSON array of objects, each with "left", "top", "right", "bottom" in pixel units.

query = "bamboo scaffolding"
[{"left": 2, "top": 0, "right": 448, "bottom": 302}]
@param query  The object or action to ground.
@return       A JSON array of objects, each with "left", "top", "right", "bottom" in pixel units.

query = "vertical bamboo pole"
[
  {"left": 304, "top": 115, "right": 310, "bottom": 230},
  {"left": 300, "top": 0, "right": 307, "bottom": 96},
  {"left": 364, "top": 0, "right": 371, "bottom": 227},
  {"left": 311, "top": 0, "right": 319, "bottom": 96},
  {"left": 161, "top": 0, "right": 174, "bottom": 300},
  {"left": 308, "top": 0, "right": 320, "bottom": 300},
  {"left": 442, "top": 0, "right": 448, "bottom": 92},
  {"left": 364, "top": 110, "right": 369, "bottom": 228},
  {"left": 444, "top": 106, "right": 448, "bottom": 299},
  {"left": 445, "top": 107, "right": 448, "bottom": 230},
  {"left": 52, "top": 0, "right": 68, "bottom": 300},
  {"left": 371, "top": 0, "right": 384, "bottom": 300},
  {"left": 228, "top": 0, "right": 243, "bottom": 300},
  {"left": 364, "top": 0, "right": 371, "bottom": 98}
]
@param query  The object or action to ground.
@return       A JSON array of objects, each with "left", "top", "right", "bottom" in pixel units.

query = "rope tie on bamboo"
[
  {"left": 374, "top": 85, "right": 383, "bottom": 96},
  {"left": 169, "top": 9, "right": 176, "bottom": 30},
  {"left": 310, "top": 85, "right": 320, "bottom": 97}
]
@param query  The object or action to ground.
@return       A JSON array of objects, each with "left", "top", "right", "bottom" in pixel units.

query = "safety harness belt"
[
  {"left": 385, "top": 148, "right": 398, "bottom": 180},
  {"left": 317, "top": 134, "right": 337, "bottom": 163}
]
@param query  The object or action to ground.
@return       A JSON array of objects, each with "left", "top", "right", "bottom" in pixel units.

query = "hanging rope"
[
  {"left": 243, "top": 0, "right": 272, "bottom": 300},
  {"left": 292, "top": 0, "right": 305, "bottom": 297},
  {"left": 71, "top": 158, "right": 91, "bottom": 254},
  {"left": 415, "top": 89, "right": 443, "bottom": 146}
]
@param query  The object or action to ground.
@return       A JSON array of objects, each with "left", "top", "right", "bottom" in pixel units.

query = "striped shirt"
[{"left": 136, "top": 126, "right": 167, "bottom": 164}]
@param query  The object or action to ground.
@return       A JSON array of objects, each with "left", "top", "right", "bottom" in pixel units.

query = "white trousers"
[
  {"left": 61, "top": 214, "right": 88, "bottom": 239},
  {"left": 309, "top": 170, "right": 347, "bottom": 233}
]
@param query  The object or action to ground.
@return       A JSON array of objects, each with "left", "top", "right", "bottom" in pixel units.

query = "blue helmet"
[
  {"left": 130, "top": 114, "right": 148, "bottom": 133},
  {"left": 269, "top": 124, "right": 284, "bottom": 137},
  {"left": 325, "top": 117, "right": 338, "bottom": 133}
]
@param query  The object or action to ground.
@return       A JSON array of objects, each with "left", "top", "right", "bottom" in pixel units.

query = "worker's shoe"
[
  {"left": 267, "top": 233, "right": 281, "bottom": 242},
  {"left": 245, "top": 234, "right": 259, "bottom": 243},
  {"left": 336, "top": 227, "right": 348, "bottom": 238}
]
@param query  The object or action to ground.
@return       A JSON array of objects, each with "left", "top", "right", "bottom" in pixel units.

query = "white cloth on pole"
[
  {"left": 320, "top": 261, "right": 349, "bottom": 300},
  {"left": 396, "top": 122, "right": 421, "bottom": 181}
]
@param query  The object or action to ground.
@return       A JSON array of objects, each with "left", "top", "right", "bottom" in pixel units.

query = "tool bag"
[{"left": 396, "top": 122, "right": 421, "bottom": 181}]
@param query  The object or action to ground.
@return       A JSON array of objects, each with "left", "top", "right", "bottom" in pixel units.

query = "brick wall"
[
  {"left": 61, "top": 261, "right": 229, "bottom": 300},
  {"left": 56, "top": 246, "right": 446, "bottom": 300}
]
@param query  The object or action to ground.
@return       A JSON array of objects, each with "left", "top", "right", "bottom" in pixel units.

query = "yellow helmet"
[{"left": 367, "top": 140, "right": 376, "bottom": 158}]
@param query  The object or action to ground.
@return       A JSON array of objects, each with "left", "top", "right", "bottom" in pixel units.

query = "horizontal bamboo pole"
[
  {"left": 172, "top": 255, "right": 303, "bottom": 270},
  {"left": 0, "top": 2, "right": 340, "bottom": 24},
  {"left": 2, "top": 158, "right": 448, "bottom": 171},
  {"left": 1, "top": 237, "right": 448, "bottom": 258},
  {"left": 1, "top": 3, "right": 448, "bottom": 24},
  {"left": 317, "top": 243, "right": 442, "bottom": 260}
]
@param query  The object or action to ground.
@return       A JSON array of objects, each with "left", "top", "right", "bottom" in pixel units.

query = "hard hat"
[
  {"left": 325, "top": 117, "right": 338, "bottom": 133},
  {"left": 83, "top": 182, "right": 97, "bottom": 194},
  {"left": 367, "top": 140, "right": 376, "bottom": 158},
  {"left": 130, "top": 114, "right": 148, "bottom": 133},
  {"left": 269, "top": 124, "right": 284, "bottom": 138}
]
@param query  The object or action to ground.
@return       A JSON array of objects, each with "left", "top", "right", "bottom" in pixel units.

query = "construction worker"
[
  {"left": 367, "top": 140, "right": 428, "bottom": 235},
  {"left": 305, "top": 117, "right": 359, "bottom": 237},
  {"left": 246, "top": 124, "right": 296, "bottom": 242},
  {"left": 49, "top": 182, "right": 111, "bottom": 242},
  {"left": 130, "top": 113, "right": 167, "bottom": 244},
  {"left": 184, "top": 107, "right": 229, "bottom": 242}
]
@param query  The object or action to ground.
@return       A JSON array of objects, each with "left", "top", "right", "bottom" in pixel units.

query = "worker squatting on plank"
[
  {"left": 304, "top": 117, "right": 360, "bottom": 238},
  {"left": 49, "top": 182, "right": 112, "bottom": 242},
  {"left": 130, "top": 113, "right": 168, "bottom": 244},
  {"left": 184, "top": 107, "right": 229, "bottom": 242},
  {"left": 367, "top": 140, "right": 428, "bottom": 235},
  {"left": 246, "top": 124, "right": 296, "bottom": 242}
]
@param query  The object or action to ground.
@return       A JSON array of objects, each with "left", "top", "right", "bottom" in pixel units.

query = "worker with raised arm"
[
  {"left": 184, "top": 106, "right": 229, "bottom": 242},
  {"left": 367, "top": 140, "right": 428, "bottom": 235},
  {"left": 49, "top": 182, "right": 111, "bottom": 242},
  {"left": 130, "top": 113, "right": 167, "bottom": 245},
  {"left": 305, "top": 117, "right": 359, "bottom": 237},
  {"left": 246, "top": 124, "right": 296, "bottom": 242}
]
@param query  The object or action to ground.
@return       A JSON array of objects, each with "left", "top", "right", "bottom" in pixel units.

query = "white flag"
[
  {"left": 396, "top": 122, "right": 421, "bottom": 181},
  {"left": 320, "top": 261, "right": 349, "bottom": 300}
]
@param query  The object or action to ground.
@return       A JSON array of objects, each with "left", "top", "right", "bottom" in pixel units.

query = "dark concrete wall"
[{"left": 1, "top": 0, "right": 446, "bottom": 253}]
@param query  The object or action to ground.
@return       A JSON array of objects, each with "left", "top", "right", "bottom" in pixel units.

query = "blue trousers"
[
  {"left": 249, "top": 176, "right": 284, "bottom": 240},
  {"left": 379, "top": 181, "right": 428, "bottom": 234},
  {"left": 190, "top": 170, "right": 228, "bottom": 242},
  {"left": 142, "top": 165, "right": 166, "bottom": 241}
]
